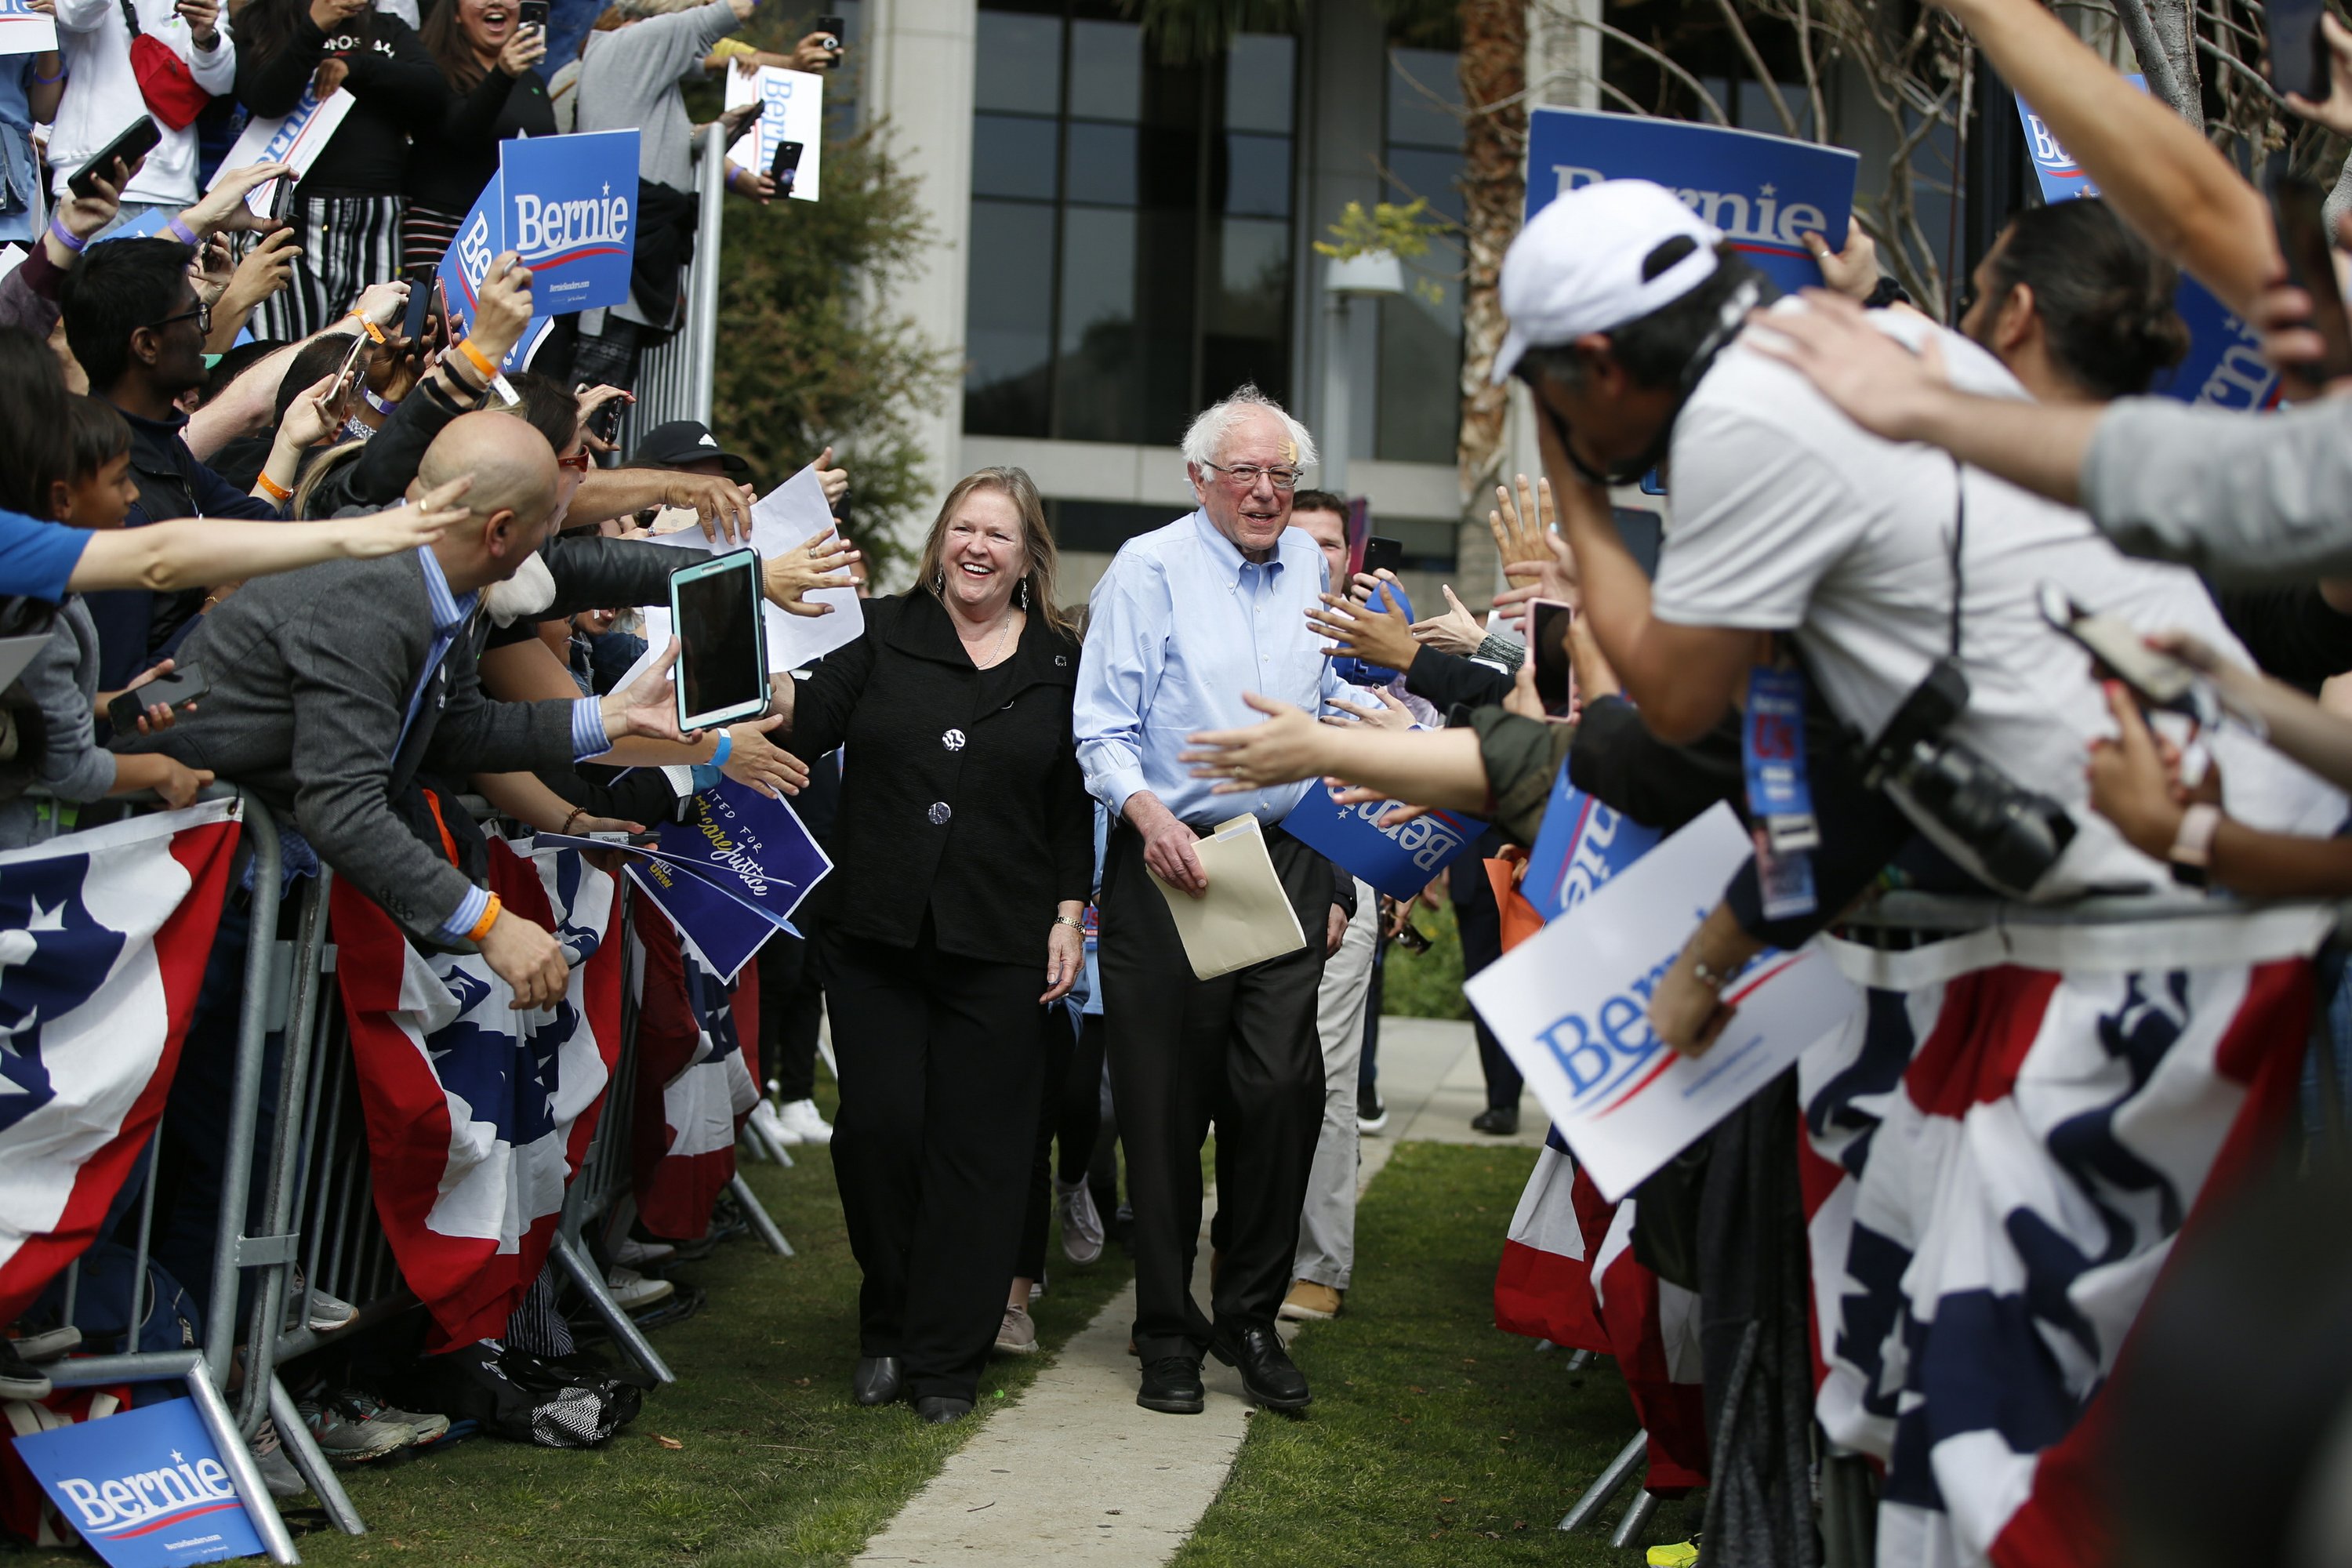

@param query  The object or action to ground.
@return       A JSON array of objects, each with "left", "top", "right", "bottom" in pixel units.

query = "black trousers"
[
  {"left": 824, "top": 924, "right": 1046, "bottom": 1403},
  {"left": 1099, "top": 822, "right": 1327, "bottom": 1360},
  {"left": 755, "top": 912, "right": 825, "bottom": 1102},
  {"left": 1016, "top": 1004, "right": 1107, "bottom": 1280},
  {"left": 1452, "top": 835, "right": 1522, "bottom": 1111}
]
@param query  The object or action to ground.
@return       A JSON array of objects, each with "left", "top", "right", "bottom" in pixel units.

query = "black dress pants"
[
  {"left": 1099, "top": 822, "right": 1327, "bottom": 1361},
  {"left": 755, "top": 911, "right": 826, "bottom": 1102},
  {"left": 824, "top": 923, "right": 1046, "bottom": 1403}
]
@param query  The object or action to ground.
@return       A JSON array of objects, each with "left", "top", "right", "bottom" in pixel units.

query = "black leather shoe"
[
  {"left": 915, "top": 1396, "right": 973, "bottom": 1425},
  {"left": 1211, "top": 1323, "right": 1311, "bottom": 1410},
  {"left": 1136, "top": 1354, "right": 1206, "bottom": 1414},
  {"left": 1471, "top": 1105, "right": 1520, "bottom": 1136},
  {"left": 852, "top": 1356, "right": 903, "bottom": 1406}
]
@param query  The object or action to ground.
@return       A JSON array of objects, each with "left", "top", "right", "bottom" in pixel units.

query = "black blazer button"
[
  {"left": 942, "top": 728, "right": 966, "bottom": 751},
  {"left": 928, "top": 801, "right": 953, "bottom": 825}
]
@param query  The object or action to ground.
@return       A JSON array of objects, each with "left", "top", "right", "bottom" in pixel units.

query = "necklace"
[{"left": 956, "top": 605, "right": 1018, "bottom": 666}]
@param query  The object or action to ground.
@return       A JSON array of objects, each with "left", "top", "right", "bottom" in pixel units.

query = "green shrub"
[{"left": 1381, "top": 898, "right": 1470, "bottom": 1022}]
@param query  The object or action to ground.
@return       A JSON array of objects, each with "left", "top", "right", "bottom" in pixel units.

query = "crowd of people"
[{"left": 4, "top": 0, "right": 2352, "bottom": 1558}]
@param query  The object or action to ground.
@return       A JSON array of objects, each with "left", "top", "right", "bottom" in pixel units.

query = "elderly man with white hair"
[{"left": 1073, "top": 383, "right": 1355, "bottom": 1417}]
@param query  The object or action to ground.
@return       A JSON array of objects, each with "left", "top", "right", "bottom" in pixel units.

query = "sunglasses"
[{"left": 557, "top": 447, "right": 593, "bottom": 474}]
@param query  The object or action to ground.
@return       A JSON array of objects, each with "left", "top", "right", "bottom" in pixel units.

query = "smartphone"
[
  {"left": 815, "top": 12, "right": 844, "bottom": 63},
  {"left": 2268, "top": 0, "right": 2332, "bottom": 100},
  {"left": 770, "top": 139, "right": 805, "bottom": 193},
  {"left": 2271, "top": 172, "right": 2352, "bottom": 383},
  {"left": 592, "top": 395, "right": 623, "bottom": 447},
  {"left": 1530, "top": 598, "right": 1575, "bottom": 715},
  {"left": 2037, "top": 584, "right": 2218, "bottom": 726},
  {"left": 517, "top": 0, "right": 547, "bottom": 27},
  {"left": 69, "top": 115, "right": 162, "bottom": 200},
  {"left": 399, "top": 267, "right": 435, "bottom": 347},
  {"left": 1389, "top": 919, "right": 1432, "bottom": 955},
  {"left": 670, "top": 551, "right": 771, "bottom": 731},
  {"left": 1361, "top": 535, "right": 1403, "bottom": 580},
  {"left": 108, "top": 664, "right": 208, "bottom": 733},
  {"left": 428, "top": 277, "right": 451, "bottom": 345},
  {"left": 332, "top": 326, "right": 370, "bottom": 393},
  {"left": 267, "top": 172, "right": 298, "bottom": 226}
]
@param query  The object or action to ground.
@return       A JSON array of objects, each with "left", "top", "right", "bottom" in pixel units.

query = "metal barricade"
[
  {"left": 616, "top": 122, "right": 727, "bottom": 446},
  {"left": 38, "top": 788, "right": 305, "bottom": 1564}
]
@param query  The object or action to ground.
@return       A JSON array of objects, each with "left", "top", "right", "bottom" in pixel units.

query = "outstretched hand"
[
  {"left": 762, "top": 526, "right": 862, "bottom": 615},
  {"left": 1743, "top": 290, "right": 1951, "bottom": 442},
  {"left": 1181, "top": 691, "right": 1328, "bottom": 793}
]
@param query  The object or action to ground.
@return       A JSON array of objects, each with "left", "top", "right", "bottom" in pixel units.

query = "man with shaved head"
[{"left": 121, "top": 412, "right": 693, "bottom": 1001}]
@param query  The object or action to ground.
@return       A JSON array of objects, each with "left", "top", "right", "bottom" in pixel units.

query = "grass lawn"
[
  {"left": 296, "top": 1109, "right": 1133, "bottom": 1568},
  {"left": 1172, "top": 1142, "right": 1705, "bottom": 1566}
]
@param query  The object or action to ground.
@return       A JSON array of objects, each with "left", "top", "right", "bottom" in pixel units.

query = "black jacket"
[
  {"left": 782, "top": 592, "right": 1092, "bottom": 967},
  {"left": 236, "top": 13, "right": 449, "bottom": 198}
]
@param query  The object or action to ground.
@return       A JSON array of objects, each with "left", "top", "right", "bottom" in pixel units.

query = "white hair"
[{"left": 1180, "top": 383, "right": 1318, "bottom": 497}]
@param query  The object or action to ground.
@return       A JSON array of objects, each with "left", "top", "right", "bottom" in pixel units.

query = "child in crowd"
[{"left": 0, "top": 397, "right": 212, "bottom": 847}]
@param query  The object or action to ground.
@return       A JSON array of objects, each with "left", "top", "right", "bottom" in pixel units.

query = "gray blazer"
[{"left": 117, "top": 549, "right": 579, "bottom": 938}]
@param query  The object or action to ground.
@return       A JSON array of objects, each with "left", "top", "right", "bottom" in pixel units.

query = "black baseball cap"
[{"left": 630, "top": 419, "right": 750, "bottom": 474}]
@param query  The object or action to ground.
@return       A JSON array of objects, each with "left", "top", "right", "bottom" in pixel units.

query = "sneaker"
[
  {"left": 1029, "top": 1276, "right": 1046, "bottom": 1301},
  {"left": 993, "top": 1306, "right": 1039, "bottom": 1356},
  {"left": 1056, "top": 1178, "right": 1105, "bottom": 1265},
  {"left": 336, "top": 1389, "right": 451, "bottom": 1447},
  {"left": 775, "top": 1098, "right": 833, "bottom": 1145},
  {"left": 283, "top": 1269, "right": 358, "bottom": 1334},
  {"left": 613, "top": 1236, "right": 675, "bottom": 1268},
  {"left": 1356, "top": 1085, "right": 1388, "bottom": 1135},
  {"left": 0, "top": 1337, "right": 50, "bottom": 1401},
  {"left": 750, "top": 1098, "right": 800, "bottom": 1148},
  {"left": 1278, "top": 1280, "right": 1343, "bottom": 1323},
  {"left": 1470, "top": 1105, "right": 1520, "bottom": 1136},
  {"left": 247, "top": 1419, "right": 307, "bottom": 1500},
  {"left": 606, "top": 1265, "right": 675, "bottom": 1312},
  {"left": 297, "top": 1399, "right": 415, "bottom": 1465}
]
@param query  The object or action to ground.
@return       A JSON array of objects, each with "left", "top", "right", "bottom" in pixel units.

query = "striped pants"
[{"left": 253, "top": 191, "right": 405, "bottom": 342}]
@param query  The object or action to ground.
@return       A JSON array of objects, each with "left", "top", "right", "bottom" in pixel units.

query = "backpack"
[{"left": 403, "top": 1341, "right": 641, "bottom": 1449}]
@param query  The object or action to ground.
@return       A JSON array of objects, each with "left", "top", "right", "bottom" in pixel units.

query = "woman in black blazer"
[{"left": 775, "top": 466, "right": 1091, "bottom": 1424}]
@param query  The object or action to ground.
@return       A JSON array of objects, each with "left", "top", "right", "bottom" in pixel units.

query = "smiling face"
[
  {"left": 939, "top": 486, "right": 1029, "bottom": 620},
  {"left": 460, "top": 0, "right": 514, "bottom": 55},
  {"left": 1193, "top": 405, "right": 1296, "bottom": 561}
]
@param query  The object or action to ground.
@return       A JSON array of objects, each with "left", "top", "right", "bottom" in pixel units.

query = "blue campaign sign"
[
  {"left": 1519, "top": 759, "right": 1662, "bottom": 922},
  {"left": 12, "top": 1399, "right": 266, "bottom": 1566},
  {"left": 1279, "top": 788, "right": 1484, "bottom": 902},
  {"left": 498, "top": 130, "right": 638, "bottom": 315},
  {"left": 626, "top": 855, "right": 783, "bottom": 981},
  {"left": 2014, "top": 82, "right": 2274, "bottom": 410},
  {"left": 435, "top": 176, "right": 538, "bottom": 374},
  {"left": 648, "top": 778, "right": 832, "bottom": 931},
  {"left": 1524, "top": 107, "right": 1860, "bottom": 295}
]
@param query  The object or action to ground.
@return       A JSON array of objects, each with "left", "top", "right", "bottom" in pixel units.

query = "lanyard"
[{"left": 1744, "top": 661, "right": 1819, "bottom": 920}]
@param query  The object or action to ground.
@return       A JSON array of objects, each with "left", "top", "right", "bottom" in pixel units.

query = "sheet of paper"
[
  {"left": 1148, "top": 815, "right": 1307, "bottom": 981},
  {"left": 723, "top": 64, "right": 823, "bottom": 202},
  {"left": 641, "top": 461, "right": 862, "bottom": 672},
  {"left": 209, "top": 86, "right": 355, "bottom": 212},
  {"left": 1465, "top": 802, "right": 1863, "bottom": 1201}
]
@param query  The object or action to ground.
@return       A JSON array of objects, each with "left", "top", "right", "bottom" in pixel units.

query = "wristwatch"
[{"left": 2167, "top": 802, "right": 2221, "bottom": 888}]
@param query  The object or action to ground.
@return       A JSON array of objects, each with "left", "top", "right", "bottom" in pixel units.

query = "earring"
[
  {"left": 1019, "top": 578, "right": 1031, "bottom": 610},
  {"left": 934, "top": 569, "right": 946, "bottom": 593}
]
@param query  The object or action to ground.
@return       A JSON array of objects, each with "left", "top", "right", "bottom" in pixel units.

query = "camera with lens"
[{"left": 1858, "top": 655, "right": 2075, "bottom": 898}]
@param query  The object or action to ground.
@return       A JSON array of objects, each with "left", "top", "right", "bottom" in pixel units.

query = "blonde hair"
[{"left": 914, "top": 466, "right": 1074, "bottom": 637}]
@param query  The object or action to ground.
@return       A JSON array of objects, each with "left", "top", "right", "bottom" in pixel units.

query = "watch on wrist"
[
  {"left": 1863, "top": 277, "right": 1912, "bottom": 310},
  {"left": 2168, "top": 802, "right": 2220, "bottom": 888}
]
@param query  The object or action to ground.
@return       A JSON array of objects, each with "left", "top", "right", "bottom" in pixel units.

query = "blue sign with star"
[
  {"left": 498, "top": 131, "right": 640, "bottom": 315},
  {"left": 12, "top": 1398, "right": 267, "bottom": 1566}
]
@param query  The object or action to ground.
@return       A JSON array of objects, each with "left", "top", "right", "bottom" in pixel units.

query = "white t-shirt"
[{"left": 1653, "top": 300, "right": 2343, "bottom": 897}]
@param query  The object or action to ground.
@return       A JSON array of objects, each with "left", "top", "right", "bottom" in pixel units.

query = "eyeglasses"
[
  {"left": 557, "top": 447, "right": 593, "bottom": 474},
  {"left": 1200, "top": 459, "right": 1301, "bottom": 492},
  {"left": 147, "top": 299, "right": 212, "bottom": 337}
]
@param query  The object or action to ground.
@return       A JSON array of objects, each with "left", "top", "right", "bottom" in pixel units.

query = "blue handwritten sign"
[
  {"left": 11, "top": 1399, "right": 265, "bottom": 1566},
  {"left": 497, "top": 130, "right": 637, "bottom": 314},
  {"left": 1524, "top": 107, "right": 1860, "bottom": 295},
  {"left": 1279, "top": 789, "right": 1483, "bottom": 902},
  {"left": 1519, "top": 758, "right": 1662, "bottom": 922},
  {"left": 2014, "top": 82, "right": 2278, "bottom": 412}
]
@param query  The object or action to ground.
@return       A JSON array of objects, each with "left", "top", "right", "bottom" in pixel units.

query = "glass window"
[
  {"left": 963, "top": 4, "right": 1297, "bottom": 450},
  {"left": 1375, "top": 45, "right": 1465, "bottom": 465}
]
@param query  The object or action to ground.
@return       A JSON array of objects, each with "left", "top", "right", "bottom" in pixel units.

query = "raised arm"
[{"left": 67, "top": 485, "right": 470, "bottom": 593}]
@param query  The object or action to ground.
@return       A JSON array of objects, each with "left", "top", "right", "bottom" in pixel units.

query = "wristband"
[
  {"left": 364, "top": 385, "right": 400, "bottom": 415},
  {"left": 165, "top": 217, "right": 200, "bottom": 247},
  {"left": 47, "top": 216, "right": 86, "bottom": 254},
  {"left": 710, "top": 731, "right": 734, "bottom": 770},
  {"left": 562, "top": 806, "right": 588, "bottom": 835},
  {"left": 2168, "top": 802, "right": 2221, "bottom": 888},
  {"left": 255, "top": 470, "right": 292, "bottom": 503},
  {"left": 466, "top": 893, "right": 503, "bottom": 943},
  {"left": 347, "top": 309, "right": 387, "bottom": 344},
  {"left": 31, "top": 63, "right": 65, "bottom": 84},
  {"left": 455, "top": 336, "right": 499, "bottom": 380}
]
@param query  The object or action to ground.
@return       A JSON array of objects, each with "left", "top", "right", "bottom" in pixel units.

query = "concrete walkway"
[{"left": 851, "top": 1017, "right": 1546, "bottom": 1566}]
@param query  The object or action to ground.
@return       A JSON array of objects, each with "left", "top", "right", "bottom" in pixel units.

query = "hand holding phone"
[
  {"left": 2269, "top": 166, "right": 2352, "bottom": 385},
  {"left": 1530, "top": 598, "right": 1576, "bottom": 717},
  {"left": 2038, "top": 584, "right": 2221, "bottom": 729},
  {"left": 107, "top": 664, "right": 208, "bottom": 734},
  {"left": 2268, "top": 0, "right": 2333, "bottom": 100},
  {"left": 814, "top": 13, "right": 844, "bottom": 64},
  {"left": 69, "top": 116, "right": 162, "bottom": 201},
  {"left": 769, "top": 139, "right": 804, "bottom": 195}
]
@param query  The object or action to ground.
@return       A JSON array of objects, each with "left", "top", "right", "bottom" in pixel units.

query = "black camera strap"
[{"left": 1946, "top": 458, "right": 1966, "bottom": 662}]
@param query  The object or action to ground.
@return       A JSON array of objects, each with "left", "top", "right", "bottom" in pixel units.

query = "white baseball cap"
[{"left": 1491, "top": 180, "right": 1723, "bottom": 384}]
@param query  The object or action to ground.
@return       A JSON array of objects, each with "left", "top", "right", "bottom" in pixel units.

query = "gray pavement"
[{"left": 851, "top": 1017, "right": 1545, "bottom": 1566}]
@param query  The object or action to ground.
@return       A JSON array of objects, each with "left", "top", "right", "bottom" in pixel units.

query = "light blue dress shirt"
[{"left": 1074, "top": 510, "right": 1345, "bottom": 830}]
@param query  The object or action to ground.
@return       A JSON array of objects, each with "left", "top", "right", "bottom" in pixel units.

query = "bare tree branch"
[
  {"left": 2114, "top": 0, "right": 2202, "bottom": 120},
  {"left": 1711, "top": 0, "right": 1802, "bottom": 136}
]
